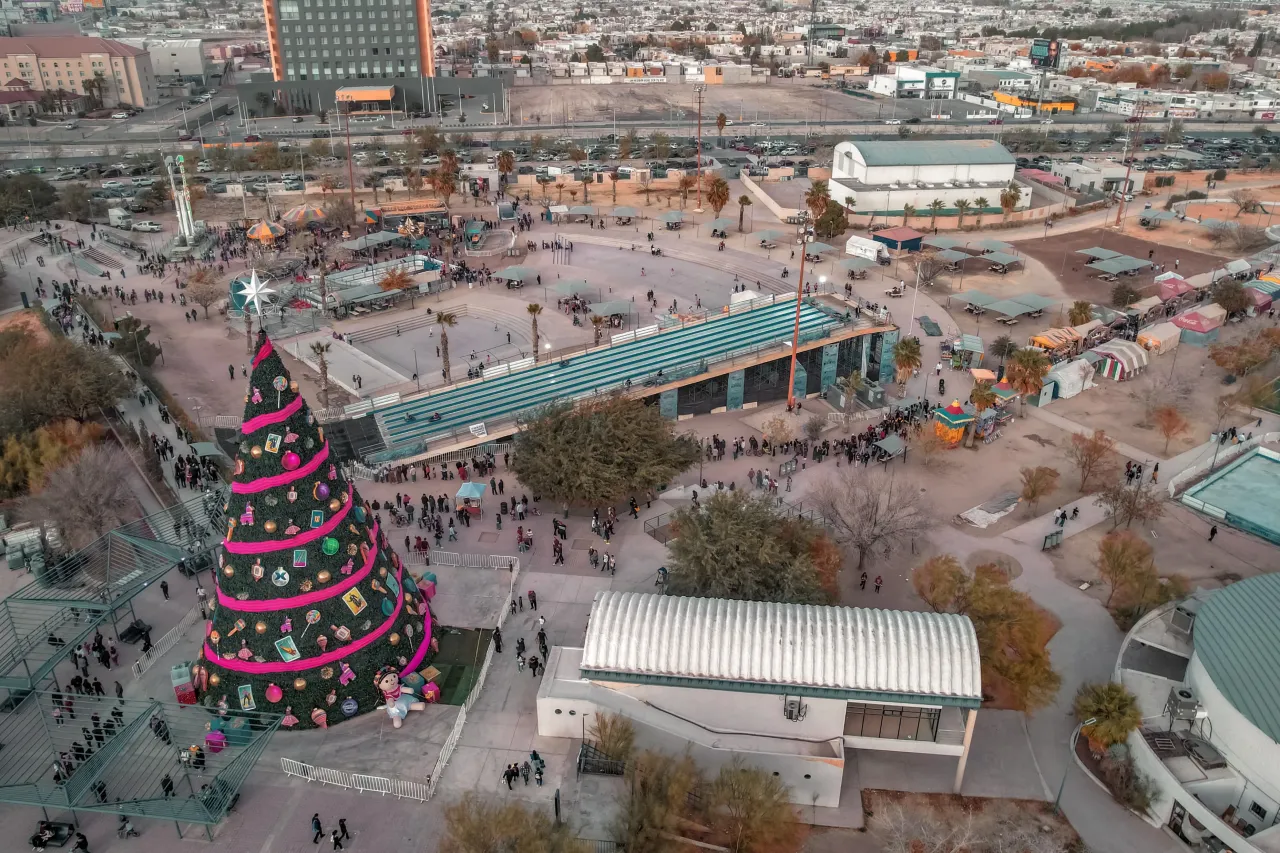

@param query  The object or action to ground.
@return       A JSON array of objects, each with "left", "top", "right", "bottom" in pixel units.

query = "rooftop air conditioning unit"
[
  {"left": 1170, "top": 601, "right": 1198, "bottom": 637},
  {"left": 782, "top": 696, "right": 808, "bottom": 722},
  {"left": 1167, "top": 686, "right": 1205, "bottom": 721}
]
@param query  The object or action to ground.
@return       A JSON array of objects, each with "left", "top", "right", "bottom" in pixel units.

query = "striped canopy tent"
[
  {"left": 280, "top": 203, "right": 326, "bottom": 227},
  {"left": 246, "top": 221, "right": 285, "bottom": 242},
  {"left": 363, "top": 208, "right": 381, "bottom": 224}
]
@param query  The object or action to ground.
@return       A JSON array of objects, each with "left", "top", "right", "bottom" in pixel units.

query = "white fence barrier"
[
  {"left": 1167, "top": 431, "right": 1279, "bottom": 497},
  {"left": 403, "top": 551, "right": 520, "bottom": 572},
  {"left": 281, "top": 759, "right": 429, "bottom": 801},
  {"left": 131, "top": 605, "right": 201, "bottom": 679}
]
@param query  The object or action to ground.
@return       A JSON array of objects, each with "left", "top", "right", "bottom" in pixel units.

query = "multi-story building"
[
  {"left": 119, "top": 38, "right": 215, "bottom": 86},
  {"left": 868, "top": 65, "right": 958, "bottom": 99},
  {"left": 263, "top": 0, "right": 435, "bottom": 83},
  {"left": 0, "top": 37, "right": 156, "bottom": 107}
]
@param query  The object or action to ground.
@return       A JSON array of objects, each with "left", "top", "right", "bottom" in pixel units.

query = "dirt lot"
[
  {"left": 0, "top": 308, "right": 52, "bottom": 343},
  {"left": 862, "top": 791, "right": 1080, "bottom": 853},
  {"left": 1013, "top": 227, "right": 1224, "bottom": 305},
  {"left": 509, "top": 79, "right": 881, "bottom": 125}
]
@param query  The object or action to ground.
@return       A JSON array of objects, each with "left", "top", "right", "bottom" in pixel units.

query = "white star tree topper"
[{"left": 238, "top": 270, "right": 275, "bottom": 317}]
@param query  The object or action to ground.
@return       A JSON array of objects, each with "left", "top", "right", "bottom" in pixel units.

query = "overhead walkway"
[{"left": 371, "top": 296, "right": 886, "bottom": 459}]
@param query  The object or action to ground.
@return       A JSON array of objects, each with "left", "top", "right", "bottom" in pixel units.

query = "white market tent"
[
  {"left": 1092, "top": 339, "right": 1150, "bottom": 380},
  {"left": 580, "top": 591, "right": 982, "bottom": 705},
  {"left": 1137, "top": 322, "right": 1181, "bottom": 354},
  {"left": 1046, "top": 359, "right": 1095, "bottom": 400}
]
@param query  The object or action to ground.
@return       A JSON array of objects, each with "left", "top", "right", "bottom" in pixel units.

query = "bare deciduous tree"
[
  {"left": 22, "top": 445, "right": 139, "bottom": 551},
  {"left": 813, "top": 468, "right": 931, "bottom": 570},
  {"left": 186, "top": 266, "right": 224, "bottom": 319},
  {"left": 1064, "top": 429, "right": 1117, "bottom": 492}
]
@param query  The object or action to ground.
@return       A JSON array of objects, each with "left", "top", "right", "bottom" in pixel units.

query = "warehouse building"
[
  {"left": 537, "top": 592, "right": 983, "bottom": 810},
  {"left": 828, "top": 139, "right": 1028, "bottom": 218}
]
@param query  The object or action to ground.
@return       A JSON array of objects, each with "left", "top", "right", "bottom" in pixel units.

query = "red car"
[{"left": 244, "top": 134, "right": 262, "bottom": 142}]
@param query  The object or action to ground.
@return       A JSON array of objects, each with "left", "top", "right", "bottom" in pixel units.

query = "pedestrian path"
[{"left": 1025, "top": 405, "right": 1161, "bottom": 463}]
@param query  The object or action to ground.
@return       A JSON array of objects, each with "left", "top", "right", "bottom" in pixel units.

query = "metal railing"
[
  {"left": 131, "top": 604, "right": 202, "bottom": 679},
  {"left": 577, "top": 741, "right": 627, "bottom": 777},
  {"left": 279, "top": 759, "right": 430, "bottom": 801},
  {"left": 1168, "top": 431, "right": 1280, "bottom": 497}
]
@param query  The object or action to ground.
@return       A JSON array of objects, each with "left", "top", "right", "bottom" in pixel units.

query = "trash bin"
[{"left": 501, "top": 500, "right": 509, "bottom": 516}]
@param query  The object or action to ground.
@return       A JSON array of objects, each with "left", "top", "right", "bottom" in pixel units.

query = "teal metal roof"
[
  {"left": 1195, "top": 574, "right": 1280, "bottom": 743},
  {"left": 853, "top": 140, "right": 1015, "bottom": 168}
]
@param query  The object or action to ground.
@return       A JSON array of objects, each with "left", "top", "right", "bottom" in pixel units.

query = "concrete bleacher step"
[
  {"left": 344, "top": 303, "right": 473, "bottom": 344},
  {"left": 559, "top": 233, "right": 790, "bottom": 295},
  {"left": 81, "top": 246, "right": 123, "bottom": 269}
]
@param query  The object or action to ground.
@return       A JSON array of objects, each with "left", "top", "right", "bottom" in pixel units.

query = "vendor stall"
[
  {"left": 933, "top": 400, "right": 975, "bottom": 447},
  {"left": 1091, "top": 339, "right": 1149, "bottom": 381},
  {"left": 1174, "top": 305, "right": 1226, "bottom": 346},
  {"left": 1071, "top": 319, "right": 1111, "bottom": 349},
  {"left": 1158, "top": 275, "right": 1196, "bottom": 305},
  {"left": 1136, "top": 322, "right": 1181, "bottom": 354},
  {"left": 1039, "top": 359, "right": 1095, "bottom": 404},
  {"left": 1127, "top": 296, "right": 1164, "bottom": 325},
  {"left": 1028, "top": 327, "right": 1082, "bottom": 361},
  {"left": 949, "top": 335, "right": 985, "bottom": 369},
  {"left": 455, "top": 482, "right": 487, "bottom": 519},
  {"left": 1243, "top": 281, "right": 1274, "bottom": 315},
  {"left": 872, "top": 434, "right": 907, "bottom": 464}
]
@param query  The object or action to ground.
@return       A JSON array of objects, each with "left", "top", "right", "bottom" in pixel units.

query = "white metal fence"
[
  {"left": 279, "top": 759, "right": 431, "bottom": 801},
  {"left": 131, "top": 604, "right": 201, "bottom": 679},
  {"left": 402, "top": 550, "right": 520, "bottom": 572},
  {"left": 1167, "top": 431, "right": 1279, "bottom": 497}
]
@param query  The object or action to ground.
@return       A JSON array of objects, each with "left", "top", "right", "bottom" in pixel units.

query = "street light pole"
[
  {"left": 693, "top": 84, "right": 705, "bottom": 212},
  {"left": 785, "top": 212, "right": 812, "bottom": 409}
]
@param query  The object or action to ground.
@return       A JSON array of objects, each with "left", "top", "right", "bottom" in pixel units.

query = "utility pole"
[
  {"left": 1114, "top": 99, "right": 1146, "bottom": 228},
  {"left": 342, "top": 99, "right": 357, "bottom": 212},
  {"left": 693, "top": 84, "right": 705, "bottom": 212},
  {"left": 786, "top": 212, "right": 812, "bottom": 409}
]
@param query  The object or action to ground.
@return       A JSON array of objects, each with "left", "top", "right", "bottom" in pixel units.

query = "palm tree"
[
  {"left": 1068, "top": 300, "right": 1094, "bottom": 326},
  {"left": 971, "top": 382, "right": 997, "bottom": 412},
  {"left": 989, "top": 334, "right": 1017, "bottom": 377},
  {"left": 1074, "top": 682, "right": 1143, "bottom": 752},
  {"left": 716, "top": 112, "right": 727, "bottom": 145},
  {"left": 609, "top": 171, "right": 620, "bottom": 202},
  {"left": 902, "top": 203, "right": 916, "bottom": 226},
  {"left": 1007, "top": 347, "right": 1050, "bottom": 412},
  {"left": 706, "top": 176, "right": 730, "bottom": 217},
  {"left": 1000, "top": 182, "right": 1023, "bottom": 223},
  {"left": 973, "top": 196, "right": 989, "bottom": 228},
  {"left": 590, "top": 314, "right": 606, "bottom": 346},
  {"left": 496, "top": 150, "right": 515, "bottom": 186},
  {"left": 955, "top": 198, "right": 971, "bottom": 229},
  {"left": 891, "top": 336, "right": 922, "bottom": 386},
  {"left": 677, "top": 174, "right": 697, "bottom": 208},
  {"left": 804, "top": 180, "right": 830, "bottom": 220},
  {"left": 437, "top": 311, "right": 458, "bottom": 382},
  {"left": 927, "top": 198, "right": 945, "bottom": 231},
  {"left": 555, "top": 181, "right": 566, "bottom": 203},
  {"left": 309, "top": 341, "right": 332, "bottom": 406},
  {"left": 737, "top": 194, "right": 752, "bottom": 232},
  {"left": 527, "top": 303, "right": 543, "bottom": 360},
  {"left": 837, "top": 370, "right": 866, "bottom": 418}
]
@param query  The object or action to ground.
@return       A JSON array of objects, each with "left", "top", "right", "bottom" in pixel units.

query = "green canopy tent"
[
  {"left": 706, "top": 217, "right": 736, "bottom": 231},
  {"left": 923, "top": 235, "right": 966, "bottom": 250},
  {"left": 981, "top": 251, "right": 1022, "bottom": 268},
  {"left": 984, "top": 299, "right": 1036, "bottom": 318},
  {"left": 1087, "top": 256, "right": 1150, "bottom": 275},
  {"left": 611, "top": 206, "right": 641, "bottom": 218},
  {"left": 1077, "top": 247, "right": 1123, "bottom": 260},
  {"left": 494, "top": 265, "right": 538, "bottom": 281},
  {"left": 837, "top": 257, "right": 877, "bottom": 271},
  {"left": 657, "top": 210, "right": 684, "bottom": 223},
  {"left": 935, "top": 249, "right": 971, "bottom": 265},
  {"left": 567, "top": 205, "right": 596, "bottom": 217},
  {"left": 971, "top": 238, "right": 1015, "bottom": 254},
  {"left": 552, "top": 279, "right": 594, "bottom": 296},
  {"left": 1010, "top": 294, "right": 1056, "bottom": 312}
]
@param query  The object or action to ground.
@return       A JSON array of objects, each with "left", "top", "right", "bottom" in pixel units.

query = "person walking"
[
  {"left": 338, "top": 819, "right": 349, "bottom": 842},
  {"left": 1209, "top": 525, "right": 1218, "bottom": 542},
  {"left": 528, "top": 590, "right": 538, "bottom": 610},
  {"left": 859, "top": 571, "right": 867, "bottom": 590},
  {"left": 161, "top": 774, "right": 175, "bottom": 798},
  {"left": 874, "top": 575, "right": 883, "bottom": 593},
  {"left": 160, "top": 580, "right": 169, "bottom": 600},
  {"left": 331, "top": 830, "right": 344, "bottom": 850},
  {"left": 312, "top": 814, "right": 324, "bottom": 844}
]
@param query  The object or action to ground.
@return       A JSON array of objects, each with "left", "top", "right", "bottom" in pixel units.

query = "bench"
[
  {"left": 33, "top": 821, "right": 74, "bottom": 848},
  {"left": 119, "top": 619, "right": 152, "bottom": 645}
]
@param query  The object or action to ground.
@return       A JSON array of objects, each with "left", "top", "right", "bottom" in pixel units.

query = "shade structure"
[
  {"left": 280, "top": 203, "right": 326, "bottom": 227},
  {"left": 1247, "top": 279, "right": 1280, "bottom": 296},
  {"left": 1029, "top": 328, "right": 1081, "bottom": 351},
  {"left": 972, "top": 238, "right": 1014, "bottom": 253},
  {"left": 751, "top": 229, "right": 788, "bottom": 242},
  {"left": 568, "top": 205, "right": 596, "bottom": 216},
  {"left": 588, "top": 300, "right": 635, "bottom": 316},
  {"left": 837, "top": 256, "right": 877, "bottom": 271},
  {"left": 1159, "top": 277, "right": 1195, "bottom": 301},
  {"left": 935, "top": 249, "right": 971, "bottom": 264},
  {"left": 1089, "top": 256, "right": 1150, "bottom": 275},
  {"left": 337, "top": 231, "right": 402, "bottom": 252},
  {"left": 956, "top": 335, "right": 985, "bottom": 354},
  {"left": 456, "top": 482, "right": 487, "bottom": 501},
  {"left": 970, "top": 368, "right": 997, "bottom": 383},
  {"left": 1092, "top": 340, "right": 1148, "bottom": 380},
  {"left": 991, "top": 380, "right": 1019, "bottom": 402},
  {"left": 805, "top": 241, "right": 837, "bottom": 255},
  {"left": 494, "top": 265, "right": 537, "bottom": 281},
  {"left": 1077, "top": 247, "right": 1123, "bottom": 260},
  {"left": 707, "top": 217, "right": 736, "bottom": 231},
  {"left": 1137, "top": 322, "right": 1181, "bottom": 353},
  {"left": 1009, "top": 293, "right": 1056, "bottom": 312},
  {"left": 656, "top": 210, "right": 684, "bottom": 223},
  {"left": 984, "top": 299, "right": 1036, "bottom": 317},
  {"left": 552, "top": 279, "right": 593, "bottom": 296},
  {"left": 611, "top": 206, "right": 640, "bottom": 218},
  {"left": 247, "top": 221, "right": 285, "bottom": 241},
  {"left": 923, "top": 235, "right": 966, "bottom": 250},
  {"left": 951, "top": 290, "right": 999, "bottom": 307},
  {"left": 873, "top": 434, "right": 906, "bottom": 460},
  {"left": 981, "top": 251, "right": 1022, "bottom": 267}
]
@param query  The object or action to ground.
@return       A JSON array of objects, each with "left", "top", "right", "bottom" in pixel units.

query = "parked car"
[
  {"left": 244, "top": 134, "right": 262, "bottom": 142},
  {"left": 111, "top": 112, "right": 130, "bottom": 119},
  {"left": 132, "top": 221, "right": 163, "bottom": 232}
]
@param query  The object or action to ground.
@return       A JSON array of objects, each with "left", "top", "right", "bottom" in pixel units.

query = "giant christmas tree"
[{"left": 193, "top": 330, "right": 439, "bottom": 729}]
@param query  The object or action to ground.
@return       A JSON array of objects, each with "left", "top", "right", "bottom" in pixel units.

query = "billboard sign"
[{"left": 1030, "top": 38, "right": 1060, "bottom": 70}]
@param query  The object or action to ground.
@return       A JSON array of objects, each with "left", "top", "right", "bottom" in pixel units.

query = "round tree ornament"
[{"left": 282, "top": 451, "right": 301, "bottom": 471}]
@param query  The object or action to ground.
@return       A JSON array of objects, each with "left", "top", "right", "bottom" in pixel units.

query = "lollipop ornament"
[{"left": 301, "top": 610, "right": 321, "bottom": 639}]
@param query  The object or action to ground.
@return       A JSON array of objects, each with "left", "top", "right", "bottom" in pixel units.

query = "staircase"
[
  {"left": 82, "top": 246, "right": 124, "bottom": 270},
  {"left": 344, "top": 303, "right": 473, "bottom": 345}
]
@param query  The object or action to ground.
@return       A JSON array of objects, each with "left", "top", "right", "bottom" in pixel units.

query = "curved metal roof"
[
  {"left": 581, "top": 592, "right": 982, "bottom": 706},
  {"left": 1195, "top": 574, "right": 1280, "bottom": 743}
]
